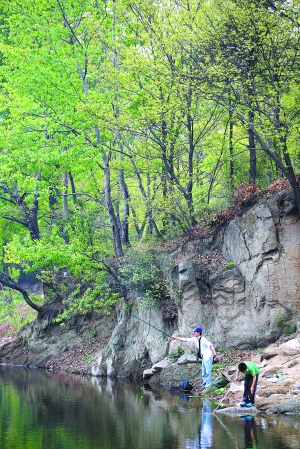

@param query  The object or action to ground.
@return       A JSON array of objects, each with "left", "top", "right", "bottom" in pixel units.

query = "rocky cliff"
[{"left": 90, "top": 189, "right": 300, "bottom": 384}]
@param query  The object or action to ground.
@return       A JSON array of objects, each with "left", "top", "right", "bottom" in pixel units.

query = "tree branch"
[{"left": 0, "top": 272, "right": 42, "bottom": 312}]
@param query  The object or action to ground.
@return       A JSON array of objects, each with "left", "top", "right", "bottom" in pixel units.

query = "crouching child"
[{"left": 235, "top": 361, "right": 259, "bottom": 407}]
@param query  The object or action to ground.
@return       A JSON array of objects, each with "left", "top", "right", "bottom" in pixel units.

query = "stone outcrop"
[
  {"left": 90, "top": 190, "right": 300, "bottom": 383},
  {"left": 225, "top": 335, "right": 300, "bottom": 415},
  {"left": 0, "top": 311, "right": 117, "bottom": 369}
]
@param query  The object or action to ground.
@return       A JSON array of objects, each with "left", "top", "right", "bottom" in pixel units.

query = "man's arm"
[
  {"left": 210, "top": 345, "right": 217, "bottom": 357},
  {"left": 171, "top": 336, "right": 187, "bottom": 342},
  {"left": 210, "top": 344, "right": 218, "bottom": 361}
]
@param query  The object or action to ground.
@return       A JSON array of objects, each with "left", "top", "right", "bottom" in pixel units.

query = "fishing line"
[{"left": 129, "top": 311, "right": 171, "bottom": 338}]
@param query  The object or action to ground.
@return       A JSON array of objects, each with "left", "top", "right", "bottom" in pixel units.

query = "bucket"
[{"left": 211, "top": 373, "right": 231, "bottom": 389}]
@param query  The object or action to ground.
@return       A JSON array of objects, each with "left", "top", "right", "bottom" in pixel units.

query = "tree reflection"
[{"left": 0, "top": 367, "right": 298, "bottom": 449}]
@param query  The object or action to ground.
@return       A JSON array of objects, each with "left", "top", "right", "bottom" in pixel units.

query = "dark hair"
[{"left": 238, "top": 362, "right": 247, "bottom": 373}]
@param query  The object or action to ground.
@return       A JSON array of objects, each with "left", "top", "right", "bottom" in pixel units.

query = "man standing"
[{"left": 172, "top": 327, "right": 218, "bottom": 389}]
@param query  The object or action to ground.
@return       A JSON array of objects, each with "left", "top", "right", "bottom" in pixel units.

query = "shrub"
[
  {"left": 225, "top": 261, "right": 234, "bottom": 269},
  {"left": 285, "top": 324, "right": 297, "bottom": 335},
  {"left": 169, "top": 347, "right": 185, "bottom": 359},
  {"left": 119, "top": 247, "right": 159, "bottom": 292}
]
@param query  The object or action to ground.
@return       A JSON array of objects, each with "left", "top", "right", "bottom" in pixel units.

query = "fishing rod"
[{"left": 129, "top": 311, "right": 171, "bottom": 338}]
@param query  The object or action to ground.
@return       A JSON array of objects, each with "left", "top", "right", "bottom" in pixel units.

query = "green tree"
[{"left": 201, "top": 0, "right": 300, "bottom": 209}]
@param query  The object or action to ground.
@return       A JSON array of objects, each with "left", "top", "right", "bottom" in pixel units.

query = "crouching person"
[{"left": 235, "top": 361, "right": 259, "bottom": 407}]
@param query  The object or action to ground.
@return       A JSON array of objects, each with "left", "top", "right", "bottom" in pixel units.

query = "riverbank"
[
  {"left": 1, "top": 321, "right": 300, "bottom": 415},
  {"left": 28, "top": 328, "right": 300, "bottom": 415},
  {"left": 198, "top": 334, "right": 300, "bottom": 415}
]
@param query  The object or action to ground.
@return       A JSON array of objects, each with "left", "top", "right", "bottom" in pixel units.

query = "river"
[{"left": 0, "top": 366, "right": 299, "bottom": 448}]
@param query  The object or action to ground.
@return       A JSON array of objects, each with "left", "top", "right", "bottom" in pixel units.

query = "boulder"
[{"left": 281, "top": 338, "right": 300, "bottom": 357}]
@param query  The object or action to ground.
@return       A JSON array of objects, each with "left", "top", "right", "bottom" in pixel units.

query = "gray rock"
[
  {"left": 215, "top": 406, "right": 258, "bottom": 415},
  {"left": 267, "top": 398, "right": 300, "bottom": 415},
  {"left": 89, "top": 193, "right": 300, "bottom": 384}
]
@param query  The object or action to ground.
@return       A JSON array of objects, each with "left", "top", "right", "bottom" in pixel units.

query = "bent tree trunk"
[
  {"left": 0, "top": 182, "right": 40, "bottom": 240},
  {"left": 0, "top": 272, "right": 41, "bottom": 312}
]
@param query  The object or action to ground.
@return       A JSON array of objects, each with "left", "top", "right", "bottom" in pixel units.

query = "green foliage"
[
  {"left": 0, "top": 289, "right": 42, "bottom": 333},
  {"left": 84, "top": 354, "right": 93, "bottom": 364},
  {"left": 0, "top": 0, "right": 299, "bottom": 317},
  {"left": 118, "top": 247, "right": 164, "bottom": 309},
  {"left": 225, "top": 261, "right": 234, "bottom": 269},
  {"left": 139, "top": 288, "right": 160, "bottom": 310},
  {"left": 177, "top": 347, "right": 184, "bottom": 356},
  {"left": 124, "top": 303, "right": 132, "bottom": 313},
  {"left": 212, "top": 363, "right": 224, "bottom": 372},
  {"left": 169, "top": 346, "right": 185, "bottom": 359},
  {"left": 285, "top": 324, "right": 297, "bottom": 335},
  {"left": 119, "top": 247, "right": 159, "bottom": 292},
  {"left": 90, "top": 329, "right": 97, "bottom": 337},
  {"left": 275, "top": 313, "right": 286, "bottom": 331},
  {"left": 54, "top": 280, "right": 120, "bottom": 323}
]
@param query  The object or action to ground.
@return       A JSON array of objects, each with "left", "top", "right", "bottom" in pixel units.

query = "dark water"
[{"left": 0, "top": 366, "right": 299, "bottom": 449}]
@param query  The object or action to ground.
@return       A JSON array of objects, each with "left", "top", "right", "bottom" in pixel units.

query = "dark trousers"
[{"left": 243, "top": 374, "right": 259, "bottom": 404}]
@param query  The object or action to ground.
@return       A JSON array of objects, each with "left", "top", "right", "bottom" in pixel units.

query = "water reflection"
[
  {"left": 239, "top": 416, "right": 258, "bottom": 449},
  {"left": 200, "top": 400, "right": 213, "bottom": 448},
  {"left": 186, "top": 399, "right": 213, "bottom": 449},
  {"left": 185, "top": 399, "right": 213, "bottom": 449},
  {"left": 168, "top": 390, "right": 192, "bottom": 404},
  {"left": 0, "top": 366, "right": 299, "bottom": 449}
]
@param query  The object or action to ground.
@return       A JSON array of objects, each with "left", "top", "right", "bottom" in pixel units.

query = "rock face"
[
  {"left": 91, "top": 191, "right": 300, "bottom": 382},
  {"left": 0, "top": 311, "right": 117, "bottom": 369},
  {"left": 0, "top": 191, "right": 299, "bottom": 387},
  {"left": 220, "top": 202, "right": 300, "bottom": 348},
  {"left": 171, "top": 203, "right": 300, "bottom": 352}
]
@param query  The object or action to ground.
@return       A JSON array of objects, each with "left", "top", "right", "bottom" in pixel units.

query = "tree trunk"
[
  {"left": 229, "top": 99, "right": 234, "bottom": 188},
  {"left": 0, "top": 272, "right": 41, "bottom": 312},
  {"left": 0, "top": 182, "right": 40, "bottom": 240},
  {"left": 103, "top": 152, "right": 124, "bottom": 258},
  {"left": 248, "top": 110, "right": 256, "bottom": 183},
  {"left": 68, "top": 171, "right": 77, "bottom": 205},
  {"left": 186, "top": 86, "right": 196, "bottom": 226},
  {"left": 118, "top": 152, "right": 130, "bottom": 246},
  {"left": 63, "top": 172, "right": 69, "bottom": 220},
  {"left": 95, "top": 127, "right": 124, "bottom": 259}
]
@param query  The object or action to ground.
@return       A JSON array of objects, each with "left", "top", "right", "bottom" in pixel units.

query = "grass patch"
[{"left": 212, "top": 362, "right": 224, "bottom": 371}]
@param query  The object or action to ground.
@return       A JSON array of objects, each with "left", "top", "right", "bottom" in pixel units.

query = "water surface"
[{"left": 0, "top": 366, "right": 299, "bottom": 448}]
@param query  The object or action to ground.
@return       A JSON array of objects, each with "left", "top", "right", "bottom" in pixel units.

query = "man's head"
[
  {"left": 238, "top": 362, "right": 247, "bottom": 373},
  {"left": 193, "top": 327, "right": 202, "bottom": 336}
]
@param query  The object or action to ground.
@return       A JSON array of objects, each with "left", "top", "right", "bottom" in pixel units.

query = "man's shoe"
[
  {"left": 246, "top": 402, "right": 254, "bottom": 407},
  {"left": 240, "top": 401, "right": 247, "bottom": 406}
]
